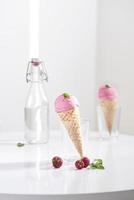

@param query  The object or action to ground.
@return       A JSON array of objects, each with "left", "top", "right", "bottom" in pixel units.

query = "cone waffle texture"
[
  {"left": 58, "top": 107, "right": 83, "bottom": 158},
  {"left": 100, "top": 100, "right": 118, "bottom": 134}
]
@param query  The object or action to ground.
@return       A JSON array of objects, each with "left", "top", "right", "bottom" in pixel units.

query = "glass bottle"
[{"left": 24, "top": 58, "right": 49, "bottom": 144}]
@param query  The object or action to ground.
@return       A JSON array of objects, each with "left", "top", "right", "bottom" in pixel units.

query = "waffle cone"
[
  {"left": 100, "top": 100, "right": 118, "bottom": 134},
  {"left": 58, "top": 108, "right": 83, "bottom": 158}
]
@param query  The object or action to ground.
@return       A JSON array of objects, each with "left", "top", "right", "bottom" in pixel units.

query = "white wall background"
[
  {"left": 0, "top": 0, "right": 29, "bottom": 132},
  {"left": 0, "top": 0, "right": 134, "bottom": 134},
  {"left": 39, "top": 0, "right": 97, "bottom": 130},
  {"left": 96, "top": 0, "right": 134, "bottom": 134}
]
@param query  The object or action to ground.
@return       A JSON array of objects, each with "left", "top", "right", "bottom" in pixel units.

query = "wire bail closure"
[{"left": 26, "top": 59, "right": 48, "bottom": 83}]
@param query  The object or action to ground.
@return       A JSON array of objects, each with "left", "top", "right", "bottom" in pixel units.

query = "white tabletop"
[{"left": 0, "top": 132, "right": 134, "bottom": 200}]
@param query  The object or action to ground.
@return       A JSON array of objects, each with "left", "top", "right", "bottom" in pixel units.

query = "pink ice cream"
[
  {"left": 55, "top": 93, "right": 79, "bottom": 113},
  {"left": 98, "top": 84, "right": 118, "bottom": 101}
]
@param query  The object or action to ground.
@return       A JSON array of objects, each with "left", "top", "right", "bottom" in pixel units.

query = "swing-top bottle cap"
[
  {"left": 31, "top": 58, "right": 42, "bottom": 66},
  {"left": 26, "top": 58, "right": 48, "bottom": 82}
]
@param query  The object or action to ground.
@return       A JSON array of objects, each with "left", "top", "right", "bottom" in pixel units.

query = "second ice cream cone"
[
  {"left": 100, "top": 100, "right": 118, "bottom": 134},
  {"left": 98, "top": 84, "right": 119, "bottom": 135}
]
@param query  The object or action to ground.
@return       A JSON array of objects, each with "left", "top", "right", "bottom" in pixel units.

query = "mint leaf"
[
  {"left": 97, "top": 165, "right": 105, "bottom": 170},
  {"left": 88, "top": 163, "right": 97, "bottom": 169},
  {"left": 94, "top": 159, "right": 103, "bottom": 165},
  {"left": 63, "top": 93, "right": 70, "bottom": 98},
  {"left": 90, "top": 163, "right": 96, "bottom": 167},
  {"left": 88, "top": 159, "right": 105, "bottom": 170},
  {"left": 17, "top": 143, "right": 25, "bottom": 147},
  {"left": 90, "top": 165, "right": 97, "bottom": 169},
  {"left": 105, "top": 84, "right": 111, "bottom": 88}
]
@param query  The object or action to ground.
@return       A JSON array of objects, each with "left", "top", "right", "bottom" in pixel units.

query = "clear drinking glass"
[
  {"left": 59, "top": 118, "right": 90, "bottom": 160},
  {"left": 97, "top": 105, "right": 121, "bottom": 139},
  {"left": 81, "top": 119, "right": 90, "bottom": 140},
  {"left": 59, "top": 122, "right": 76, "bottom": 161}
]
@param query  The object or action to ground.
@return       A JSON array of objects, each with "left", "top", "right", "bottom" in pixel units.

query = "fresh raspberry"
[
  {"left": 75, "top": 160, "right": 84, "bottom": 170},
  {"left": 82, "top": 157, "right": 90, "bottom": 168},
  {"left": 52, "top": 156, "right": 63, "bottom": 168}
]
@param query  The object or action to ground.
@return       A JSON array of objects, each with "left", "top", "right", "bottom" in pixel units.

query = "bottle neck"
[
  {"left": 31, "top": 67, "right": 42, "bottom": 83},
  {"left": 26, "top": 59, "right": 48, "bottom": 83}
]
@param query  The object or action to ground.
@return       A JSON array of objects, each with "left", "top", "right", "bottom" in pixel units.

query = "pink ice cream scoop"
[
  {"left": 55, "top": 93, "right": 79, "bottom": 113},
  {"left": 98, "top": 84, "right": 118, "bottom": 101}
]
